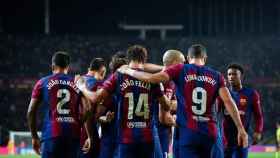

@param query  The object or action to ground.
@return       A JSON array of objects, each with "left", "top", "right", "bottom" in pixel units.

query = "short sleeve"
[
  {"left": 102, "top": 73, "right": 117, "bottom": 93},
  {"left": 218, "top": 73, "right": 226, "bottom": 88},
  {"left": 164, "top": 64, "right": 184, "bottom": 81},
  {"left": 152, "top": 83, "right": 164, "bottom": 99},
  {"left": 31, "top": 79, "right": 43, "bottom": 99}
]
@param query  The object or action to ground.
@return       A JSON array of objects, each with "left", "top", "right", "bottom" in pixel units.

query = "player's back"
[
  {"left": 166, "top": 64, "right": 226, "bottom": 140},
  {"left": 103, "top": 71, "right": 163, "bottom": 144},
  {"left": 32, "top": 73, "right": 81, "bottom": 141}
]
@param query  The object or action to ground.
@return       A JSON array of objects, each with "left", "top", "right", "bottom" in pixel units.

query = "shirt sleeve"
[
  {"left": 252, "top": 90, "right": 263, "bottom": 133},
  {"left": 31, "top": 79, "right": 43, "bottom": 99},
  {"left": 102, "top": 73, "right": 117, "bottom": 94},
  {"left": 218, "top": 73, "right": 226, "bottom": 88},
  {"left": 152, "top": 83, "right": 164, "bottom": 99},
  {"left": 164, "top": 64, "right": 184, "bottom": 81},
  {"left": 216, "top": 96, "right": 224, "bottom": 114}
]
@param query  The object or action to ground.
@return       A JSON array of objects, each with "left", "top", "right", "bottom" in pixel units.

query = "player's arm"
[
  {"left": 252, "top": 90, "right": 263, "bottom": 144},
  {"left": 170, "top": 96, "right": 177, "bottom": 112},
  {"left": 158, "top": 95, "right": 176, "bottom": 126},
  {"left": 219, "top": 87, "right": 248, "bottom": 147},
  {"left": 143, "top": 63, "right": 163, "bottom": 73},
  {"left": 27, "top": 98, "right": 41, "bottom": 155},
  {"left": 80, "top": 97, "right": 94, "bottom": 140},
  {"left": 118, "top": 66, "right": 170, "bottom": 84}
]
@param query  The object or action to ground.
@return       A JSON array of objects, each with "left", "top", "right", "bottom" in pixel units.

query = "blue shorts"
[
  {"left": 41, "top": 137, "right": 80, "bottom": 158},
  {"left": 172, "top": 127, "right": 179, "bottom": 158},
  {"left": 178, "top": 129, "right": 223, "bottom": 158},
  {"left": 225, "top": 146, "right": 248, "bottom": 158},
  {"left": 99, "top": 138, "right": 116, "bottom": 158},
  {"left": 115, "top": 143, "right": 154, "bottom": 158}
]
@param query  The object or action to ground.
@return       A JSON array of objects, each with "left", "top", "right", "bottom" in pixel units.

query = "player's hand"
[
  {"left": 75, "top": 75, "right": 86, "bottom": 91},
  {"left": 99, "top": 111, "right": 115, "bottom": 123},
  {"left": 32, "top": 137, "right": 41, "bottom": 155},
  {"left": 117, "top": 65, "right": 129, "bottom": 74},
  {"left": 237, "top": 128, "right": 248, "bottom": 147},
  {"left": 82, "top": 137, "right": 92, "bottom": 154},
  {"left": 252, "top": 132, "right": 262, "bottom": 145}
]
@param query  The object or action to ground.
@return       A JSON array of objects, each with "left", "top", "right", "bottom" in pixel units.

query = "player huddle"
[{"left": 27, "top": 44, "right": 263, "bottom": 158}]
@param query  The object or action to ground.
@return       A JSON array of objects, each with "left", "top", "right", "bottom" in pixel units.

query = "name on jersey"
[
  {"left": 185, "top": 74, "right": 216, "bottom": 86},
  {"left": 120, "top": 79, "right": 151, "bottom": 91},
  {"left": 47, "top": 79, "right": 80, "bottom": 93}
]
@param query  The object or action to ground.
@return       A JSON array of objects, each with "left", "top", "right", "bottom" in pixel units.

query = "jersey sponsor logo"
[
  {"left": 56, "top": 116, "right": 75, "bottom": 123},
  {"left": 185, "top": 74, "right": 217, "bottom": 86},
  {"left": 127, "top": 122, "right": 147, "bottom": 128},
  {"left": 240, "top": 98, "right": 247, "bottom": 106},
  {"left": 192, "top": 116, "right": 210, "bottom": 122}
]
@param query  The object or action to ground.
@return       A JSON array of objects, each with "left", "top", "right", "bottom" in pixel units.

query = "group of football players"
[{"left": 27, "top": 44, "right": 263, "bottom": 158}]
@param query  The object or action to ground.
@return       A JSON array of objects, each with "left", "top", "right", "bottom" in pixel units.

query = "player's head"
[
  {"left": 89, "top": 58, "right": 106, "bottom": 79},
  {"left": 51, "top": 51, "right": 71, "bottom": 73},
  {"left": 162, "top": 49, "right": 185, "bottom": 66},
  {"left": 109, "top": 51, "right": 128, "bottom": 72},
  {"left": 227, "top": 63, "right": 244, "bottom": 87},
  {"left": 126, "top": 45, "right": 148, "bottom": 64},
  {"left": 187, "top": 44, "right": 207, "bottom": 65}
]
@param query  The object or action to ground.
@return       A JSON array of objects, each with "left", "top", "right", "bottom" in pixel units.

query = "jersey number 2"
[
  {"left": 192, "top": 87, "right": 207, "bottom": 115},
  {"left": 125, "top": 93, "right": 149, "bottom": 120},
  {"left": 57, "top": 89, "right": 70, "bottom": 115}
]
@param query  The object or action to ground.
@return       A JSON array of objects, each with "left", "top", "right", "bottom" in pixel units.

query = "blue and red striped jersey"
[
  {"left": 102, "top": 71, "right": 163, "bottom": 144},
  {"left": 164, "top": 64, "right": 226, "bottom": 141},
  {"left": 31, "top": 73, "right": 82, "bottom": 141},
  {"left": 222, "top": 87, "right": 263, "bottom": 146},
  {"left": 79, "top": 74, "right": 102, "bottom": 146}
]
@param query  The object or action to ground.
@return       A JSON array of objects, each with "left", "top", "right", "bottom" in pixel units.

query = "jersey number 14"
[{"left": 125, "top": 92, "right": 149, "bottom": 120}]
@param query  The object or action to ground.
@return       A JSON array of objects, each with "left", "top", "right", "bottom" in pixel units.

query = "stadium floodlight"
[{"left": 119, "top": 24, "right": 183, "bottom": 40}]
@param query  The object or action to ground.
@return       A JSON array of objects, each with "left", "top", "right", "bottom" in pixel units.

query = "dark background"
[{"left": 1, "top": 0, "right": 280, "bottom": 35}]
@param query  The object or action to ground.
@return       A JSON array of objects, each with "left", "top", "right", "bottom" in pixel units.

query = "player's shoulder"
[
  {"left": 242, "top": 87, "right": 259, "bottom": 95},
  {"left": 196, "top": 65, "right": 222, "bottom": 77}
]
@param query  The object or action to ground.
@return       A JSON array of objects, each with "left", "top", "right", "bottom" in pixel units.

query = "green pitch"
[{"left": 0, "top": 152, "right": 278, "bottom": 158}]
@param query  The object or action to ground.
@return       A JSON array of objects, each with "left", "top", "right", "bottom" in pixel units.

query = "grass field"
[{"left": 0, "top": 152, "right": 278, "bottom": 158}]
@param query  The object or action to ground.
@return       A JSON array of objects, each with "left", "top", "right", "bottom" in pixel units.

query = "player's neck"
[
  {"left": 230, "top": 84, "right": 242, "bottom": 91},
  {"left": 53, "top": 69, "right": 67, "bottom": 74},
  {"left": 129, "top": 61, "right": 144, "bottom": 69},
  {"left": 188, "top": 59, "right": 205, "bottom": 66},
  {"left": 87, "top": 71, "right": 103, "bottom": 80}
]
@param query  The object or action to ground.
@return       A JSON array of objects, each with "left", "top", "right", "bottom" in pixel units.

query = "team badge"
[{"left": 240, "top": 98, "right": 247, "bottom": 106}]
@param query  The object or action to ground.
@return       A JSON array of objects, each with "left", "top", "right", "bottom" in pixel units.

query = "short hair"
[
  {"left": 126, "top": 45, "right": 148, "bottom": 63},
  {"left": 109, "top": 51, "right": 128, "bottom": 72},
  {"left": 89, "top": 58, "right": 105, "bottom": 71},
  {"left": 162, "top": 49, "right": 185, "bottom": 66},
  {"left": 227, "top": 63, "right": 244, "bottom": 74},
  {"left": 52, "top": 51, "right": 70, "bottom": 68},
  {"left": 187, "top": 44, "right": 207, "bottom": 58}
]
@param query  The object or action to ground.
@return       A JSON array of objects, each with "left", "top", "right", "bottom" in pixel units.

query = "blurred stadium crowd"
[{"left": 0, "top": 34, "right": 279, "bottom": 144}]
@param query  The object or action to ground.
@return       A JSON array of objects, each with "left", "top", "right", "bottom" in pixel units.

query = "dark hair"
[
  {"left": 109, "top": 51, "right": 128, "bottom": 72},
  {"left": 52, "top": 51, "right": 70, "bottom": 68},
  {"left": 89, "top": 58, "right": 105, "bottom": 71},
  {"left": 227, "top": 63, "right": 244, "bottom": 74},
  {"left": 126, "top": 45, "right": 147, "bottom": 63},
  {"left": 187, "top": 44, "right": 207, "bottom": 58}
]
